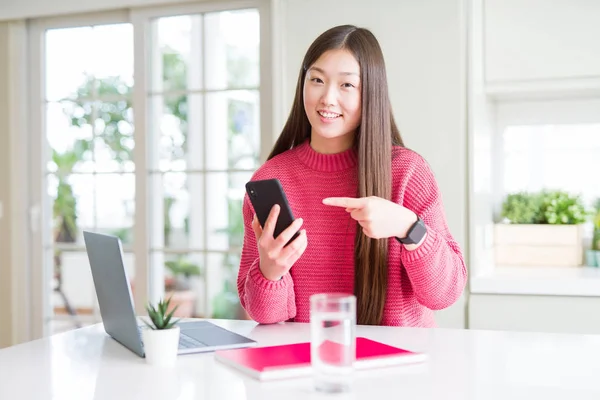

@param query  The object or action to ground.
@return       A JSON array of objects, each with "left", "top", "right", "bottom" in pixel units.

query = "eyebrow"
[{"left": 308, "top": 66, "right": 359, "bottom": 77}]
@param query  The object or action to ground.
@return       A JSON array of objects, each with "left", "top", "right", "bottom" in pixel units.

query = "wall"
[
  {"left": 468, "top": 0, "right": 495, "bottom": 280},
  {"left": 484, "top": 0, "right": 600, "bottom": 83},
  {"left": 0, "top": 21, "right": 29, "bottom": 348},
  {"left": 0, "top": 22, "right": 12, "bottom": 348},
  {"left": 279, "top": 0, "right": 468, "bottom": 328},
  {"left": 280, "top": 0, "right": 467, "bottom": 246}
]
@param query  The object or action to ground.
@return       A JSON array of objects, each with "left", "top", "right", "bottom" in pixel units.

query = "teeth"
[{"left": 319, "top": 111, "right": 340, "bottom": 119}]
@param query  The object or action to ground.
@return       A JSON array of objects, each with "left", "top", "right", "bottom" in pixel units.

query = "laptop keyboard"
[{"left": 178, "top": 333, "right": 207, "bottom": 349}]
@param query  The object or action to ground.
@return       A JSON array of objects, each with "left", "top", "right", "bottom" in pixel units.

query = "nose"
[{"left": 320, "top": 83, "right": 337, "bottom": 106}]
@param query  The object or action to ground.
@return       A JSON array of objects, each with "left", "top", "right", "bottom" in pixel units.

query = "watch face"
[
  {"left": 407, "top": 218, "right": 427, "bottom": 244},
  {"left": 398, "top": 217, "right": 426, "bottom": 244}
]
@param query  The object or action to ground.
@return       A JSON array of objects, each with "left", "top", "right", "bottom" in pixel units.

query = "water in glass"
[{"left": 310, "top": 308, "right": 356, "bottom": 392}]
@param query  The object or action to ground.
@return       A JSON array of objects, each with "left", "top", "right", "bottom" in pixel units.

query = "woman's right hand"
[{"left": 251, "top": 204, "right": 307, "bottom": 281}]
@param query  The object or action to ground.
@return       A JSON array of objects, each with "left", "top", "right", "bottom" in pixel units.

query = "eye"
[
  {"left": 342, "top": 83, "right": 355, "bottom": 88},
  {"left": 310, "top": 77, "right": 324, "bottom": 84}
]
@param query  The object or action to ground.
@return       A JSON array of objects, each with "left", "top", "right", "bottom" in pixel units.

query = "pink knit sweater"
[{"left": 237, "top": 141, "right": 467, "bottom": 327}]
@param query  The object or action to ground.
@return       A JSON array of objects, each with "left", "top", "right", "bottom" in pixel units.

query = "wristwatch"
[{"left": 395, "top": 216, "right": 427, "bottom": 245}]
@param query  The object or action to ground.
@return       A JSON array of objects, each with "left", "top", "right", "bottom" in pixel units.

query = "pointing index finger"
[{"left": 322, "top": 197, "right": 366, "bottom": 209}]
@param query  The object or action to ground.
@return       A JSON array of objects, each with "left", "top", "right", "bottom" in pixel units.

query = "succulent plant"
[{"left": 144, "top": 297, "right": 179, "bottom": 330}]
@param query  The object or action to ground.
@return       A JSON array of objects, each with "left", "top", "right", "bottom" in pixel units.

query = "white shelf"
[{"left": 470, "top": 265, "right": 600, "bottom": 297}]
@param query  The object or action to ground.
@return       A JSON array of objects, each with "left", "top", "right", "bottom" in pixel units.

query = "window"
[
  {"left": 29, "top": 4, "right": 266, "bottom": 336},
  {"left": 42, "top": 21, "right": 135, "bottom": 334},
  {"left": 495, "top": 99, "right": 600, "bottom": 216},
  {"left": 468, "top": 97, "right": 600, "bottom": 296},
  {"left": 501, "top": 124, "right": 600, "bottom": 204},
  {"left": 494, "top": 99, "right": 600, "bottom": 240},
  {"left": 145, "top": 9, "right": 260, "bottom": 319}
]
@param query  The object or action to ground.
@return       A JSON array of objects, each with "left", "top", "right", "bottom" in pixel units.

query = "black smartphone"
[{"left": 245, "top": 178, "right": 300, "bottom": 244}]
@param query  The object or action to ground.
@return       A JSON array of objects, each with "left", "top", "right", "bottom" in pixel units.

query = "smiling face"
[{"left": 303, "top": 49, "right": 362, "bottom": 154}]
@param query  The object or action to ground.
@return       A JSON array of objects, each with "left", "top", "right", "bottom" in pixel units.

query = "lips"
[{"left": 318, "top": 110, "right": 341, "bottom": 119}]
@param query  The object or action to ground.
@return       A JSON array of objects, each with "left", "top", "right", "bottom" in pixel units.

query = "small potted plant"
[
  {"left": 142, "top": 297, "right": 180, "bottom": 367},
  {"left": 495, "top": 190, "right": 588, "bottom": 266}
]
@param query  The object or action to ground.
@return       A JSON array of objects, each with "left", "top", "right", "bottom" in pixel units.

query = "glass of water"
[{"left": 310, "top": 293, "right": 357, "bottom": 393}]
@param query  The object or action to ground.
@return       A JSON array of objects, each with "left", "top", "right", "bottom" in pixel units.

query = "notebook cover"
[{"left": 214, "top": 337, "right": 426, "bottom": 381}]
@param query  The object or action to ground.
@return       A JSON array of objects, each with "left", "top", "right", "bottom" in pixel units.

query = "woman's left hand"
[{"left": 323, "top": 196, "right": 418, "bottom": 240}]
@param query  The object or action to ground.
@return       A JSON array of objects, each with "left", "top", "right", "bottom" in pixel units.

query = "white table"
[{"left": 1, "top": 320, "right": 600, "bottom": 399}]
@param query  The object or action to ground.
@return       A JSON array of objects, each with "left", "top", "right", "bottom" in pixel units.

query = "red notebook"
[{"left": 214, "top": 337, "right": 426, "bottom": 381}]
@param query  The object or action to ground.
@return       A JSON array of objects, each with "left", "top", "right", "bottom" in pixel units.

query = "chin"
[
  {"left": 314, "top": 131, "right": 348, "bottom": 140},
  {"left": 312, "top": 125, "right": 345, "bottom": 138}
]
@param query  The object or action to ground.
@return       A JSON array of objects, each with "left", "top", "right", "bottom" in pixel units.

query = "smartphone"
[{"left": 245, "top": 178, "right": 300, "bottom": 244}]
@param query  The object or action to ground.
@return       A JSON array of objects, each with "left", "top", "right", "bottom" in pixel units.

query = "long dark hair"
[{"left": 268, "top": 25, "right": 403, "bottom": 325}]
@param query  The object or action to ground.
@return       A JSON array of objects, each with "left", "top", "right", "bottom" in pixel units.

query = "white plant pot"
[{"left": 142, "top": 325, "right": 180, "bottom": 367}]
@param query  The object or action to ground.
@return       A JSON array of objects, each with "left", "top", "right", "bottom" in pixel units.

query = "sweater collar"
[{"left": 294, "top": 140, "right": 358, "bottom": 172}]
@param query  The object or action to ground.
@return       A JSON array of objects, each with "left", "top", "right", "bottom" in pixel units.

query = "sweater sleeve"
[
  {"left": 236, "top": 193, "right": 297, "bottom": 324},
  {"left": 397, "top": 154, "right": 467, "bottom": 310}
]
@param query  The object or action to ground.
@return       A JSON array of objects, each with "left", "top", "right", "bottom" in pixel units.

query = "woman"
[{"left": 237, "top": 24, "right": 467, "bottom": 326}]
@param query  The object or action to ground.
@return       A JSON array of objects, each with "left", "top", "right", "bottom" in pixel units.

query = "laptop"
[{"left": 83, "top": 231, "right": 257, "bottom": 357}]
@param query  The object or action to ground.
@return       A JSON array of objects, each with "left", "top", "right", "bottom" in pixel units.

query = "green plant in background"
[
  {"left": 144, "top": 297, "right": 179, "bottom": 330},
  {"left": 212, "top": 279, "right": 241, "bottom": 319},
  {"left": 501, "top": 192, "right": 544, "bottom": 224},
  {"left": 54, "top": 75, "right": 133, "bottom": 250},
  {"left": 501, "top": 190, "right": 588, "bottom": 225},
  {"left": 67, "top": 75, "right": 134, "bottom": 163},
  {"left": 53, "top": 180, "right": 78, "bottom": 242},
  {"left": 111, "top": 227, "right": 132, "bottom": 244},
  {"left": 540, "top": 191, "right": 588, "bottom": 225},
  {"left": 220, "top": 197, "right": 245, "bottom": 249},
  {"left": 163, "top": 196, "right": 176, "bottom": 247},
  {"left": 592, "top": 198, "right": 600, "bottom": 251},
  {"left": 52, "top": 139, "right": 91, "bottom": 243},
  {"left": 165, "top": 257, "right": 202, "bottom": 291},
  {"left": 52, "top": 140, "right": 91, "bottom": 325},
  {"left": 55, "top": 50, "right": 188, "bottom": 244},
  {"left": 212, "top": 197, "right": 245, "bottom": 319}
]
